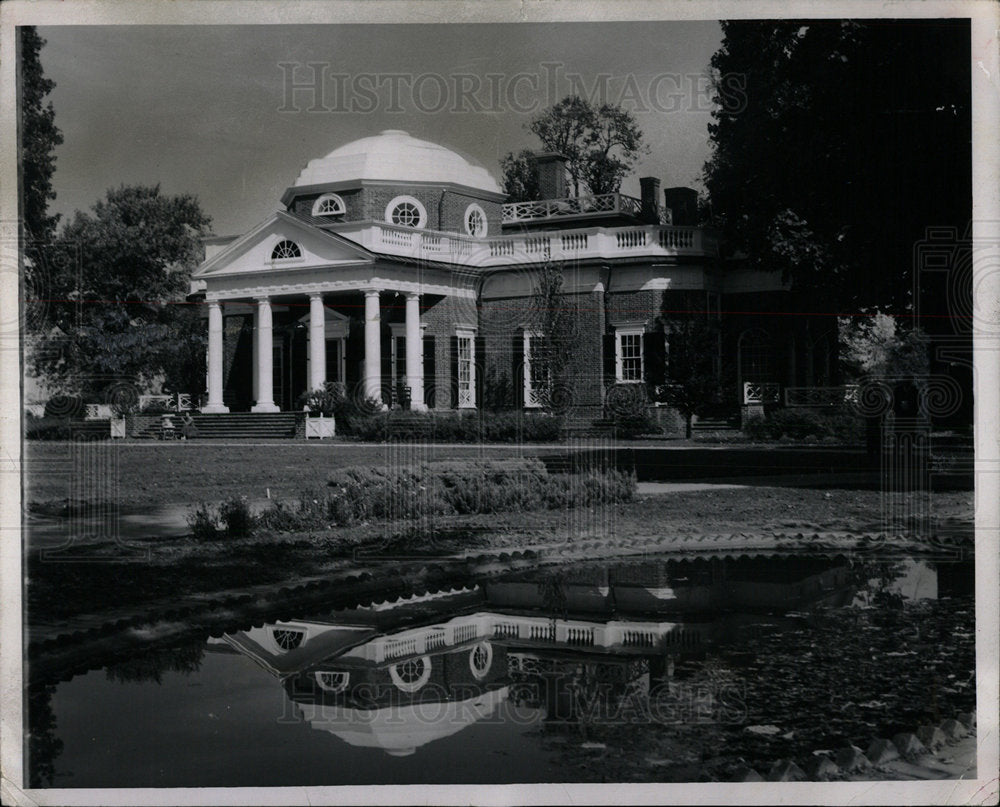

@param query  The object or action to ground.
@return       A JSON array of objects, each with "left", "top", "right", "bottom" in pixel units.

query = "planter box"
[
  {"left": 110, "top": 417, "right": 127, "bottom": 438},
  {"left": 305, "top": 416, "right": 335, "bottom": 439}
]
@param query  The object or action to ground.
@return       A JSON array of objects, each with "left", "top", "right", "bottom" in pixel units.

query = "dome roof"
[{"left": 292, "top": 130, "right": 501, "bottom": 194}]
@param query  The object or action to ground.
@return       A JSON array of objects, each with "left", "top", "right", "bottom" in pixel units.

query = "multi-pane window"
[
  {"left": 391, "top": 201, "right": 421, "bottom": 226},
  {"left": 523, "top": 331, "right": 547, "bottom": 407},
  {"left": 617, "top": 330, "right": 643, "bottom": 382},
  {"left": 312, "top": 193, "right": 346, "bottom": 217},
  {"left": 457, "top": 332, "right": 475, "bottom": 408},
  {"left": 270, "top": 240, "right": 301, "bottom": 260},
  {"left": 465, "top": 204, "right": 487, "bottom": 237}
]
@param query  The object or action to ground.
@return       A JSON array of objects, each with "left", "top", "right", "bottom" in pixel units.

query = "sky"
[{"left": 36, "top": 22, "right": 723, "bottom": 236}]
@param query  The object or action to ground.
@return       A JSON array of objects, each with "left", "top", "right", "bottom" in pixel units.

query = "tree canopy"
[
  {"left": 501, "top": 95, "right": 647, "bottom": 200},
  {"left": 19, "top": 26, "right": 63, "bottom": 244},
  {"left": 702, "top": 20, "right": 971, "bottom": 316},
  {"left": 34, "top": 185, "right": 212, "bottom": 397}
]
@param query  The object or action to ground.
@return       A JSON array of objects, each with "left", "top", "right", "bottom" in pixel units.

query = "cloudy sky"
[{"left": 37, "top": 22, "right": 722, "bottom": 236}]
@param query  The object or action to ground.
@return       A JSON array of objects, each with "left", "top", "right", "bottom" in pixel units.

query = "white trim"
[
  {"left": 455, "top": 328, "right": 476, "bottom": 409},
  {"left": 269, "top": 238, "right": 304, "bottom": 262},
  {"left": 615, "top": 327, "right": 645, "bottom": 384},
  {"left": 468, "top": 642, "right": 493, "bottom": 680},
  {"left": 464, "top": 203, "right": 488, "bottom": 238},
  {"left": 389, "top": 656, "right": 432, "bottom": 693},
  {"left": 522, "top": 330, "right": 544, "bottom": 408},
  {"left": 312, "top": 193, "right": 346, "bottom": 217},
  {"left": 385, "top": 195, "right": 427, "bottom": 229}
]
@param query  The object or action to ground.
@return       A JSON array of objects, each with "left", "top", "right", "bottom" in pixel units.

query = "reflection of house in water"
[{"left": 215, "top": 555, "right": 857, "bottom": 755}]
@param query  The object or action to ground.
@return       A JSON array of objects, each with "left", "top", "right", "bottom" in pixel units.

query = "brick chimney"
[
  {"left": 533, "top": 152, "right": 567, "bottom": 199},
  {"left": 639, "top": 177, "right": 661, "bottom": 224},
  {"left": 663, "top": 187, "right": 699, "bottom": 226}
]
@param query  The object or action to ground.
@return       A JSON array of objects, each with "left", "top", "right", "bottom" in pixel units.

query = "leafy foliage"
[
  {"left": 529, "top": 262, "right": 579, "bottom": 409},
  {"left": 838, "top": 312, "right": 929, "bottom": 380},
  {"left": 33, "top": 185, "right": 212, "bottom": 397},
  {"left": 703, "top": 20, "right": 970, "bottom": 314},
  {"left": 19, "top": 27, "right": 64, "bottom": 244},
  {"left": 659, "top": 314, "right": 725, "bottom": 438},
  {"left": 501, "top": 95, "right": 648, "bottom": 198}
]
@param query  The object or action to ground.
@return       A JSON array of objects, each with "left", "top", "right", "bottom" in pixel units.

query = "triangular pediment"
[{"left": 194, "top": 212, "right": 374, "bottom": 278}]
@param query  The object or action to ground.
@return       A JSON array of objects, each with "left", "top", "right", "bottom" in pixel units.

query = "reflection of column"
[
  {"left": 202, "top": 301, "right": 229, "bottom": 413},
  {"left": 309, "top": 293, "right": 327, "bottom": 392},
  {"left": 405, "top": 293, "right": 425, "bottom": 410},
  {"left": 364, "top": 290, "right": 382, "bottom": 403},
  {"left": 251, "top": 296, "right": 279, "bottom": 412}
]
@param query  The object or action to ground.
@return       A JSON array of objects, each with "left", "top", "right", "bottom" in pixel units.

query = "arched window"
[
  {"left": 314, "top": 671, "right": 350, "bottom": 693},
  {"left": 385, "top": 195, "right": 427, "bottom": 229},
  {"left": 271, "top": 240, "right": 302, "bottom": 260},
  {"left": 468, "top": 642, "right": 493, "bottom": 679},
  {"left": 312, "top": 193, "right": 346, "bottom": 217},
  {"left": 389, "top": 655, "right": 431, "bottom": 693},
  {"left": 270, "top": 627, "right": 305, "bottom": 652},
  {"left": 464, "top": 203, "right": 488, "bottom": 237}
]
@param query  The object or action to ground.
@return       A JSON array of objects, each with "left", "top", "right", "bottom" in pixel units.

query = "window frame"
[
  {"left": 616, "top": 328, "right": 645, "bottom": 384},
  {"left": 464, "top": 203, "right": 488, "bottom": 238},
  {"left": 455, "top": 328, "right": 476, "bottom": 409},
  {"left": 270, "top": 239, "right": 303, "bottom": 262},
  {"left": 311, "top": 193, "right": 346, "bottom": 218},
  {"left": 522, "top": 330, "right": 547, "bottom": 408},
  {"left": 385, "top": 195, "right": 427, "bottom": 229}
]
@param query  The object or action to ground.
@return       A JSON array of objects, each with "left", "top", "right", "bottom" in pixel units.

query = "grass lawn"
[{"left": 24, "top": 441, "right": 566, "bottom": 507}]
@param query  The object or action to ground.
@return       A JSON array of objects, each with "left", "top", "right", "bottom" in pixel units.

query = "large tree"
[
  {"left": 501, "top": 95, "right": 647, "bottom": 199},
  {"left": 34, "top": 185, "right": 212, "bottom": 397},
  {"left": 19, "top": 26, "right": 63, "bottom": 243},
  {"left": 702, "top": 20, "right": 971, "bottom": 316}
]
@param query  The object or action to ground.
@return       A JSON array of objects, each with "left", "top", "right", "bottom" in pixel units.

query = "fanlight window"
[
  {"left": 312, "top": 194, "right": 346, "bottom": 217},
  {"left": 385, "top": 195, "right": 427, "bottom": 229},
  {"left": 271, "top": 240, "right": 302, "bottom": 260},
  {"left": 464, "top": 204, "right": 488, "bottom": 238},
  {"left": 271, "top": 628, "right": 305, "bottom": 652},
  {"left": 314, "top": 671, "right": 350, "bottom": 692}
]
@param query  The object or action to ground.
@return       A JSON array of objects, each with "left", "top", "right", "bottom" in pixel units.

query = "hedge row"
[
  {"left": 348, "top": 411, "right": 566, "bottom": 443},
  {"left": 247, "top": 458, "right": 636, "bottom": 533},
  {"left": 742, "top": 407, "right": 864, "bottom": 442}
]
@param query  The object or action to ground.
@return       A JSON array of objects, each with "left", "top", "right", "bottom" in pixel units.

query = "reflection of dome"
[
  {"left": 293, "top": 130, "right": 501, "bottom": 193},
  {"left": 297, "top": 686, "right": 509, "bottom": 756}
]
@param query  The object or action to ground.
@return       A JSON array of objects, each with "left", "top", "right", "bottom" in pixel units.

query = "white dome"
[{"left": 293, "top": 130, "right": 501, "bottom": 194}]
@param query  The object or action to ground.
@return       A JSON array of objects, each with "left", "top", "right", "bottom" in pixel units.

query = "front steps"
[{"left": 132, "top": 412, "right": 299, "bottom": 440}]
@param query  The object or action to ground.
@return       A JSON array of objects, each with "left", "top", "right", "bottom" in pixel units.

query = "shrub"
[
  {"left": 44, "top": 395, "right": 85, "bottom": 419},
  {"left": 605, "top": 386, "right": 661, "bottom": 438},
  {"left": 25, "top": 417, "right": 74, "bottom": 440},
  {"left": 140, "top": 398, "right": 173, "bottom": 414},
  {"left": 218, "top": 495, "right": 253, "bottom": 538},
  {"left": 743, "top": 407, "right": 864, "bottom": 443},
  {"left": 187, "top": 503, "right": 218, "bottom": 541},
  {"left": 346, "top": 410, "right": 564, "bottom": 443}
]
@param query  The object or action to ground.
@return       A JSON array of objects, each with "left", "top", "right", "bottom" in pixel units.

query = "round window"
[
  {"left": 385, "top": 195, "right": 427, "bottom": 229},
  {"left": 464, "top": 204, "right": 488, "bottom": 238},
  {"left": 469, "top": 641, "right": 493, "bottom": 679},
  {"left": 315, "top": 671, "right": 350, "bottom": 692},
  {"left": 389, "top": 655, "right": 432, "bottom": 693},
  {"left": 271, "top": 627, "right": 305, "bottom": 652}
]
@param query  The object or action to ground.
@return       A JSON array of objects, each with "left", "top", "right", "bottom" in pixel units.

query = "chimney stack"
[
  {"left": 639, "top": 177, "right": 661, "bottom": 224},
  {"left": 663, "top": 187, "right": 699, "bottom": 226},
  {"left": 533, "top": 152, "right": 567, "bottom": 199}
]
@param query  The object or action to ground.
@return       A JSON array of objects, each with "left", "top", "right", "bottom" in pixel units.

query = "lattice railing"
[
  {"left": 502, "top": 192, "right": 643, "bottom": 223},
  {"left": 743, "top": 382, "right": 781, "bottom": 405},
  {"left": 784, "top": 385, "right": 860, "bottom": 407}
]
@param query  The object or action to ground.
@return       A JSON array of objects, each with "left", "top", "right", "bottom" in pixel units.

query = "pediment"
[{"left": 194, "top": 212, "right": 373, "bottom": 278}]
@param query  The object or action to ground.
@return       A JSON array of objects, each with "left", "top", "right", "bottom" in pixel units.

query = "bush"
[
  {"left": 218, "top": 495, "right": 253, "bottom": 538},
  {"left": 605, "top": 385, "right": 661, "bottom": 438},
  {"left": 44, "top": 395, "right": 85, "bottom": 419},
  {"left": 187, "top": 503, "right": 218, "bottom": 541},
  {"left": 25, "top": 417, "right": 74, "bottom": 440},
  {"left": 140, "top": 398, "right": 173, "bottom": 414},
  {"left": 742, "top": 407, "right": 864, "bottom": 443},
  {"left": 346, "top": 410, "right": 564, "bottom": 443}
]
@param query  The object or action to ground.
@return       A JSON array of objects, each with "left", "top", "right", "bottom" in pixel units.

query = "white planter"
[
  {"left": 110, "top": 417, "right": 127, "bottom": 438},
  {"left": 305, "top": 416, "right": 335, "bottom": 439}
]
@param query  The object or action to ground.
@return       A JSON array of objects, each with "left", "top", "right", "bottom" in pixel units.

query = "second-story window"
[
  {"left": 464, "top": 203, "right": 488, "bottom": 237},
  {"left": 385, "top": 195, "right": 427, "bottom": 229},
  {"left": 312, "top": 193, "right": 346, "bottom": 217}
]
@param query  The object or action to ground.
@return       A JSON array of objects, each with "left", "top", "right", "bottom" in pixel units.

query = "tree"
[
  {"left": 499, "top": 149, "right": 541, "bottom": 204},
  {"left": 528, "top": 262, "right": 579, "bottom": 409},
  {"left": 34, "top": 185, "right": 212, "bottom": 397},
  {"left": 839, "top": 312, "right": 929, "bottom": 381},
  {"left": 702, "top": 20, "right": 971, "bottom": 316},
  {"left": 501, "top": 95, "right": 648, "bottom": 199},
  {"left": 659, "top": 316, "right": 724, "bottom": 439},
  {"left": 19, "top": 26, "right": 63, "bottom": 243}
]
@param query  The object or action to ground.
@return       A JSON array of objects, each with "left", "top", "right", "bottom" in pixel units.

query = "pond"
[{"left": 27, "top": 550, "right": 975, "bottom": 787}]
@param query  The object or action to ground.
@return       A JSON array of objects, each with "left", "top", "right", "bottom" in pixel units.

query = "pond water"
[{"left": 28, "top": 551, "right": 975, "bottom": 787}]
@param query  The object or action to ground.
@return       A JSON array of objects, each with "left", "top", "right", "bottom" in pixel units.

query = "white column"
[
  {"left": 251, "top": 296, "right": 279, "bottom": 412},
  {"left": 202, "top": 301, "right": 229, "bottom": 413},
  {"left": 363, "top": 290, "right": 382, "bottom": 404},
  {"left": 404, "top": 292, "right": 425, "bottom": 410},
  {"left": 308, "top": 293, "right": 327, "bottom": 392}
]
